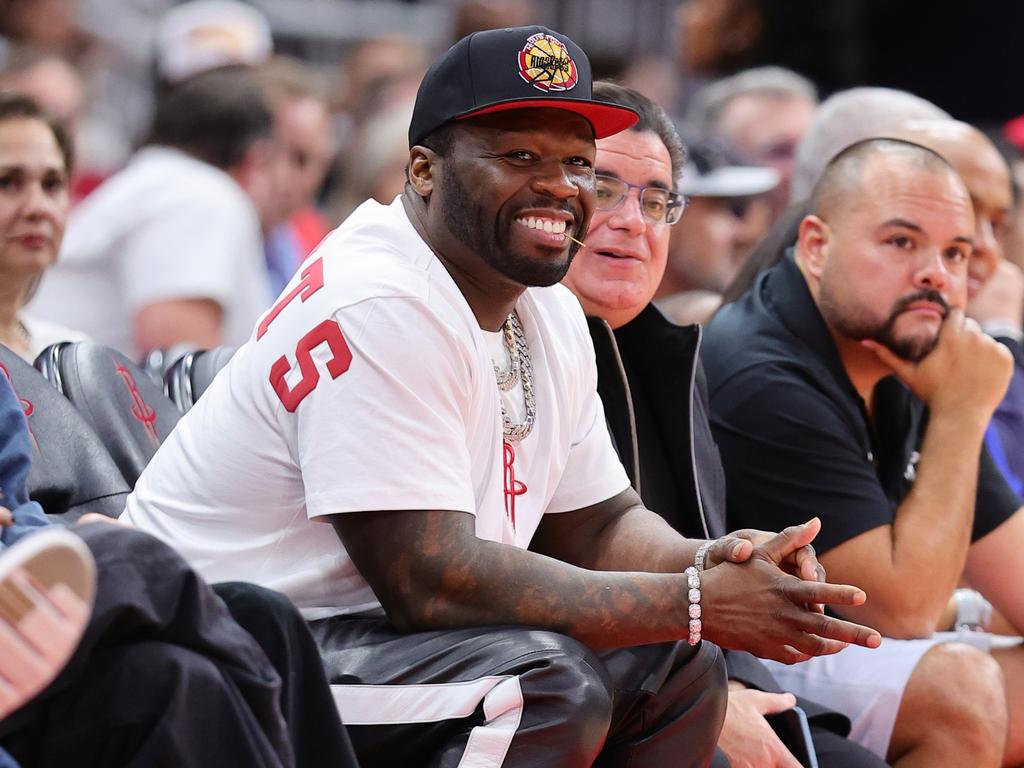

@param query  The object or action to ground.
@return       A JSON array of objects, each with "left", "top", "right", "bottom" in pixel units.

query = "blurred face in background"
[
  {"left": 275, "top": 95, "right": 334, "bottom": 217},
  {"left": 0, "top": 116, "right": 69, "bottom": 296},
  {"left": 1005, "top": 161, "right": 1024, "bottom": 272},
  {"left": 934, "top": 131, "right": 1010, "bottom": 299},
  {"left": 254, "top": 95, "right": 333, "bottom": 231},
  {"left": 334, "top": 36, "right": 428, "bottom": 120},
  {"left": 716, "top": 92, "right": 816, "bottom": 207},
  {"left": 662, "top": 193, "right": 772, "bottom": 295},
  {"left": 677, "top": 0, "right": 760, "bottom": 73},
  {"left": 2, "top": 0, "right": 79, "bottom": 50},
  {"left": 0, "top": 57, "right": 84, "bottom": 139}
]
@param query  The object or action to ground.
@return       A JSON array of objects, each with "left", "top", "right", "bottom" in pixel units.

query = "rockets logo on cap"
[
  {"left": 407, "top": 25, "right": 639, "bottom": 147},
  {"left": 517, "top": 33, "right": 578, "bottom": 92}
]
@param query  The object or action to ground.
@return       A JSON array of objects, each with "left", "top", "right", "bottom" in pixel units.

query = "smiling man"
[
  {"left": 704, "top": 138, "right": 1023, "bottom": 765},
  {"left": 124, "top": 27, "right": 879, "bottom": 767}
]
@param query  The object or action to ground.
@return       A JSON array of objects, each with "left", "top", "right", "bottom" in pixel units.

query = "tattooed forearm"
[
  {"left": 331, "top": 505, "right": 882, "bottom": 660},
  {"left": 434, "top": 538, "right": 692, "bottom": 649},
  {"left": 333, "top": 507, "right": 693, "bottom": 649},
  {"left": 531, "top": 487, "right": 703, "bottom": 574}
]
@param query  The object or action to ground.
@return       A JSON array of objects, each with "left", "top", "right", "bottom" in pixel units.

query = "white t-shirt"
[
  {"left": 28, "top": 146, "right": 270, "bottom": 358},
  {"left": 18, "top": 313, "right": 91, "bottom": 363},
  {"left": 123, "top": 198, "right": 630, "bottom": 618}
]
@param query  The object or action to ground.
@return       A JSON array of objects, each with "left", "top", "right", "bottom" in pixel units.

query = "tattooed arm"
[
  {"left": 532, "top": 488, "right": 827, "bottom": 583},
  {"left": 531, "top": 487, "right": 708, "bottom": 574},
  {"left": 331, "top": 502, "right": 881, "bottom": 660}
]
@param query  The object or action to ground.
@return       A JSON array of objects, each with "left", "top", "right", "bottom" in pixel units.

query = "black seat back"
[
  {"left": 141, "top": 343, "right": 199, "bottom": 388},
  {"left": 166, "top": 346, "right": 236, "bottom": 412},
  {"left": 35, "top": 342, "right": 181, "bottom": 487},
  {"left": 0, "top": 345, "right": 129, "bottom": 521}
]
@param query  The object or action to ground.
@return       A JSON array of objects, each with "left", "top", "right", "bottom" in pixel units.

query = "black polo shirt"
[{"left": 702, "top": 250, "right": 1021, "bottom": 554}]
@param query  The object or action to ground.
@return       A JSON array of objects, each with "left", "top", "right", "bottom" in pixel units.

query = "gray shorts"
[{"left": 762, "top": 630, "right": 1011, "bottom": 758}]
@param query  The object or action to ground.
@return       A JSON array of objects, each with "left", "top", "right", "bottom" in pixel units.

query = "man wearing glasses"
[{"left": 563, "top": 80, "right": 888, "bottom": 768}]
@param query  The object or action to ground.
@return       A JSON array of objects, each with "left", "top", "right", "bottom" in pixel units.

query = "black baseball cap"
[{"left": 408, "top": 26, "right": 640, "bottom": 148}]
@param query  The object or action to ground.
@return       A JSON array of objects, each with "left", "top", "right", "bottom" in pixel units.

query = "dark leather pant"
[{"left": 311, "top": 616, "right": 728, "bottom": 768}]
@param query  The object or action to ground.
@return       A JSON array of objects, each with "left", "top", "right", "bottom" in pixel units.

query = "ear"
[
  {"left": 407, "top": 146, "right": 438, "bottom": 198},
  {"left": 796, "top": 214, "right": 831, "bottom": 279}
]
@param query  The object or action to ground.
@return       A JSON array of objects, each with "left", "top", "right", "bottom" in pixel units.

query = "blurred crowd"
[{"left": 4, "top": 0, "right": 1024, "bottom": 360}]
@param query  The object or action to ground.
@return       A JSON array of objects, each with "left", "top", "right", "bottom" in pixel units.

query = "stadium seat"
[
  {"left": 0, "top": 345, "right": 129, "bottom": 521},
  {"left": 34, "top": 342, "right": 181, "bottom": 487},
  {"left": 141, "top": 343, "right": 199, "bottom": 387},
  {"left": 165, "top": 346, "right": 236, "bottom": 413}
]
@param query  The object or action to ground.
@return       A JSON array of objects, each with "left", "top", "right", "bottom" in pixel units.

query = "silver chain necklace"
[
  {"left": 493, "top": 315, "right": 519, "bottom": 391},
  {"left": 495, "top": 310, "right": 536, "bottom": 443}
]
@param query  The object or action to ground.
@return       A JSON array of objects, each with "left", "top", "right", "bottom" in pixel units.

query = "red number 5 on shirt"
[
  {"left": 269, "top": 319, "right": 352, "bottom": 412},
  {"left": 257, "top": 257, "right": 351, "bottom": 411}
]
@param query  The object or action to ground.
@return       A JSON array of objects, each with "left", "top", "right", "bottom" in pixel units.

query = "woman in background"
[{"left": 0, "top": 93, "right": 86, "bottom": 362}]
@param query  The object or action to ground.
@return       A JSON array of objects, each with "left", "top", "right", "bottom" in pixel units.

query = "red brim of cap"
[
  {"left": 1005, "top": 114, "right": 1024, "bottom": 151},
  {"left": 457, "top": 98, "right": 640, "bottom": 139}
]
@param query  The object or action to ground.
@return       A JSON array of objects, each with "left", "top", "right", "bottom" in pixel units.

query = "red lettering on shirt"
[
  {"left": 503, "top": 441, "right": 528, "bottom": 529},
  {"left": 270, "top": 319, "right": 352, "bottom": 412},
  {"left": 257, "top": 257, "right": 325, "bottom": 340}
]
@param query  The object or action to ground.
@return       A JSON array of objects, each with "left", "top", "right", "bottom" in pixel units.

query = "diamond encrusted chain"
[
  {"left": 496, "top": 310, "right": 536, "bottom": 443},
  {"left": 493, "top": 314, "right": 519, "bottom": 391}
]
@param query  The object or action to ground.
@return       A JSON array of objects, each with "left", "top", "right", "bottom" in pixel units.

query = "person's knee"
[
  {"left": 891, "top": 642, "right": 1006, "bottom": 763},
  {"left": 126, "top": 641, "right": 231, "bottom": 709},
  {"left": 702, "top": 643, "right": 729, "bottom": 719},
  {"left": 516, "top": 630, "right": 614, "bottom": 750},
  {"left": 3, "top": 642, "right": 222, "bottom": 765},
  {"left": 53, "top": 640, "right": 233, "bottom": 729},
  {"left": 214, "top": 581, "right": 302, "bottom": 647},
  {"left": 669, "top": 641, "right": 729, "bottom": 759}
]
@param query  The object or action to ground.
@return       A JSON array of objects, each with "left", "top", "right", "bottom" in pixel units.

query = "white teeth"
[{"left": 516, "top": 217, "right": 568, "bottom": 234}]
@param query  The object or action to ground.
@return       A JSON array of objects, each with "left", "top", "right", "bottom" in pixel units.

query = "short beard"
[
  {"left": 822, "top": 287, "right": 949, "bottom": 363},
  {"left": 439, "top": 159, "right": 581, "bottom": 287}
]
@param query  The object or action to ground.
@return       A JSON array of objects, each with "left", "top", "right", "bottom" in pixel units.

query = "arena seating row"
[{"left": 0, "top": 343, "right": 234, "bottom": 522}]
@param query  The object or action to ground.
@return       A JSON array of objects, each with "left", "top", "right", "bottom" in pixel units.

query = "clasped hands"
[{"left": 695, "top": 517, "right": 881, "bottom": 664}]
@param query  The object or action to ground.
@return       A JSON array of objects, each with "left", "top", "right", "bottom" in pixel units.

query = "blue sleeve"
[
  {"left": 986, "top": 365, "right": 1024, "bottom": 493},
  {"left": 0, "top": 376, "right": 52, "bottom": 548},
  {"left": 985, "top": 422, "right": 1023, "bottom": 496}
]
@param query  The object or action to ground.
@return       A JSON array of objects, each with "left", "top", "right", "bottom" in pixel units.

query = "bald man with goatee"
[
  {"left": 705, "top": 135, "right": 1024, "bottom": 766},
  {"left": 890, "top": 120, "right": 1024, "bottom": 495}
]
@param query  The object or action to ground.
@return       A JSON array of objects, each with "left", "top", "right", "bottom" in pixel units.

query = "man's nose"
[
  {"left": 913, "top": 248, "right": 952, "bottom": 292},
  {"left": 606, "top": 189, "right": 647, "bottom": 236},
  {"left": 531, "top": 161, "right": 583, "bottom": 200}
]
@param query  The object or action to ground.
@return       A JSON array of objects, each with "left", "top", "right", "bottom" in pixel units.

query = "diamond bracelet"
[
  {"left": 684, "top": 566, "right": 702, "bottom": 645},
  {"left": 694, "top": 539, "right": 715, "bottom": 571}
]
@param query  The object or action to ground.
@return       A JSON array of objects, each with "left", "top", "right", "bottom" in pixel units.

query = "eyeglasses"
[{"left": 594, "top": 174, "right": 687, "bottom": 225}]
